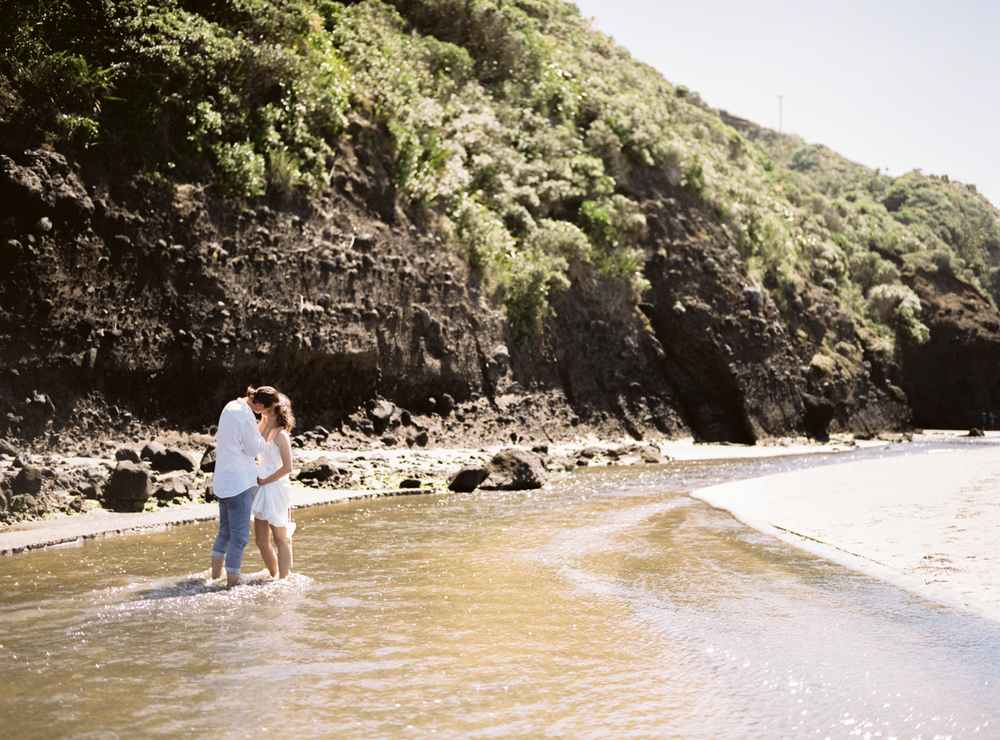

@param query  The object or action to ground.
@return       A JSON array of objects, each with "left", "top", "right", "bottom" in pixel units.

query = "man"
[{"left": 211, "top": 385, "right": 279, "bottom": 586}]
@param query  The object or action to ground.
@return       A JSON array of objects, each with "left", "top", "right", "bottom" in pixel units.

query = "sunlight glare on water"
[{"left": 1, "top": 449, "right": 999, "bottom": 739}]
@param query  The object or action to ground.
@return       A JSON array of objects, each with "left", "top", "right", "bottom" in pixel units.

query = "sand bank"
[
  {"left": 692, "top": 434, "right": 1000, "bottom": 623},
  {"left": 0, "top": 487, "right": 410, "bottom": 555}
]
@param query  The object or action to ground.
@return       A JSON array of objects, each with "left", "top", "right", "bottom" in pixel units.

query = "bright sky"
[{"left": 572, "top": 0, "right": 1000, "bottom": 208}]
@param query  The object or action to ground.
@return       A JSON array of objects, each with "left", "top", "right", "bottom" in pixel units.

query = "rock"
[
  {"left": 1, "top": 238, "right": 23, "bottom": 264},
  {"left": 638, "top": 446, "right": 664, "bottom": 464},
  {"left": 153, "top": 475, "right": 191, "bottom": 502},
  {"left": 104, "top": 461, "right": 152, "bottom": 512},
  {"left": 0, "top": 438, "right": 18, "bottom": 457},
  {"left": 438, "top": 393, "right": 455, "bottom": 416},
  {"left": 967, "top": 428, "right": 986, "bottom": 437},
  {"left": 0, "top": 489, "right": 7, "bottom": 513},
  {"left": 140, "top": 441, "right": 166, "bottom": 463},
  {"left": 414, "top": 430, "right": 429, "bottom": 447},
  {"left": 115, "top": 447, "right": 142, "bottom": 464},
  {"left": 369, "top": 399, "right": 394, "bottom": 433},
  {"left": 297, "top": 456, "right": 336, "bottom": 483},
  {"left": 156, "top": 447, "right": 197, "bottom": 473},
  {"left": 140, "top": 442, "right": 195, "bottom": 472},
  {"left": 482, "top": 449, "right": 547, "bottom": 490},
  {"left": 79, "top": 482, "right": 102, "bottom": 500},
  {"left": 10, "top": 494, "right": 38, "bottom": 515},
  {"left": 399, "top": 478, "right": 422, "bottom": 489},
  {"left": 13, "top": 466, "right": 43, "bottom": 496},
  {"left": 0, "top": 149, "right": 94, "bottom": 227},
  {"left": 448, "top": 465, "right": 489, "bottom": 492},
  {"left": 200, "top": 444, "right": 216, "bottom": 473},
  {"left": 744, "top": 287, "right": 765, "bottom": 312},
  {"left": 802, "top": 393, "right": 836, "bottom": 441}
]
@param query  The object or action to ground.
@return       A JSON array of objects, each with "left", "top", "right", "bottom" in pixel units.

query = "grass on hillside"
[{"left": 3, "top": 0, "right": 999, "bottom": 357}]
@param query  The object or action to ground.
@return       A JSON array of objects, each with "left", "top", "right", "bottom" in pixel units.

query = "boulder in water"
[{"left": 481, "top": 449, "right": 547, "bottom": 490}]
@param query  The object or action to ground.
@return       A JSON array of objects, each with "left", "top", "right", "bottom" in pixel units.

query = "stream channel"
[{"left": 2, "top": 443, "right": 999, "bottom": 739}]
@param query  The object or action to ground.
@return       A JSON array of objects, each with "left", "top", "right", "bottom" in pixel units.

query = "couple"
[{"left": 210, "top": 385, "right": 296, "bottom": 587}]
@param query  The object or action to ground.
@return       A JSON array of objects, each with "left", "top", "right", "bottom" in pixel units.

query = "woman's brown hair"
[
  {"left": 247, "top": 385, "right": 280, "bottom": 407},
  {"left": 274, "top": 393, "right": 296, "bottom": 432}
]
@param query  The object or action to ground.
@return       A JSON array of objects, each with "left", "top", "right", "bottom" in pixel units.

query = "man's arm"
[{"left": 240, "top": 416, "right": 267, "bottom": 458}]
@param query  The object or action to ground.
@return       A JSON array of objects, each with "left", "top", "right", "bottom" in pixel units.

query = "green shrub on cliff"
[
  {"left": 0, "top": 0, "right": 349, "bottom": 191},
  {"left": 3, "top": 0, "right": 998, "bottom": 351}
]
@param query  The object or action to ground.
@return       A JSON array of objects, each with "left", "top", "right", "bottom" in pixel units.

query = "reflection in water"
[{"left": 1, "top": 449, "right": 999, "bottom": 739}]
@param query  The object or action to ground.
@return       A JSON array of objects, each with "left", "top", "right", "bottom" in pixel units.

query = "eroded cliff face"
[
  {"left": 635, "top": 190, "right": 912, "bottom": 443},
  {"left": 900, "top": 266, "right": 1000, "bottom": 430},
  {"left": 0, "top": 145, "right": 974, "bottom": 447}
]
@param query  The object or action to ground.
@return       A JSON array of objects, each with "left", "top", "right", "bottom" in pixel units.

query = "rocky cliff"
[{"left": 1, "top": 142, "right": 934, "bottom": 449}]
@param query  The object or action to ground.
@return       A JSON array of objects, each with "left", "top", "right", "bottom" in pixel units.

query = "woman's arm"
[{"left": 257, "top": 429, "right": 293, "bottom": 486}]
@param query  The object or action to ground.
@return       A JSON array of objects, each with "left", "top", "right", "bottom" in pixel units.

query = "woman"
[{"left": 251, "top": 392, "right": 296, "bottom": 579}]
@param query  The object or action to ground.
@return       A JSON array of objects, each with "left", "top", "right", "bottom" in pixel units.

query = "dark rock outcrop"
[
  {"left": 141, "top": 442, "right": 196, "bottom": 473},
  {"left": 115, "top": 447, "right": 142, "bottom": 464},
  {"left": 900, "top": 266, "right": 1000, "bottom": 429},
  {"left": 482, "top": 449, "right": 547, "bottom": 490},
  {"left": 153, "top": 474, "right": 192, "bottom": 502},
  {"left": 199, "top": 445, "right": 217, "bottom": 473},
  {"left": 297, "top": 456, "right": 336, "bottom": 484},
  {"left": 13, "top": 465, "right": 43, "bottom": 496},
  {"left": 104, "top": 461, "right": 152, "bottom": 513},
  {"left": 448, "top": 465, "right": 490, "bottom": 492}
]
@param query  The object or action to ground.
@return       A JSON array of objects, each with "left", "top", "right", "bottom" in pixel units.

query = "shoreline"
[
  {"left": 9, "top": 430, "right": 1000, "bottom": 623},
  {"left": 0, "top": 431, "right": 897, "bottom": 555},
  {"left": 693, "top": 432, "right": 1000, "bottom": 624}
]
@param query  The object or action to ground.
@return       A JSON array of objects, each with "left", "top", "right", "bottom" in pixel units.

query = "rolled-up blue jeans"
[{"left": 211, "top": 487, "right": 254, "bottom": 575}]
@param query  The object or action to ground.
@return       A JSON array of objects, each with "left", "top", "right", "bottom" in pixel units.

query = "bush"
[
  {"left": 214, "top": 141, "right": 266, "bottom": 197},
  {"left": 867, "top": 284, "right": 930, "bottom": 344},
  {"left": 882, "top": 183, "right": 911, "bottom": 212},
  {"left": 503, "top": 248, "right": 569, "bottom": 341},
  {"left": 849, "top": 251, "right": 898, "bottom": 293}
]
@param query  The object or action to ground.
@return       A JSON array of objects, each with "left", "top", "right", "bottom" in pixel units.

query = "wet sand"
[{"left": 693, "top": 433, "right": 1000, "bottom": 623}]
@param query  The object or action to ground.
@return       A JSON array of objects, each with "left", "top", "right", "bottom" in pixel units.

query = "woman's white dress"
[{"left": 252, "top": 438, "right": 295, "bottom": 535}]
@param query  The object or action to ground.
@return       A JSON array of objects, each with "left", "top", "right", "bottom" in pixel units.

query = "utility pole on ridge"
[{"left": 777, "top": 94, "right": 785, "bottom": 133}]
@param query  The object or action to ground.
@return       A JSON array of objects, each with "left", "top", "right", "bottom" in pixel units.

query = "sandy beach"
[{"left": 693, "top": 432, "right": 1000, "bottom": 624}]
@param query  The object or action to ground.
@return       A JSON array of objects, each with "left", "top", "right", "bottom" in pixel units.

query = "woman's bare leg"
[
  {"left": 255, "top": 518, "right": 278, "bottom": 577},
  {"left": 272, "top": 525, "right": 292, "bottom": 579}
]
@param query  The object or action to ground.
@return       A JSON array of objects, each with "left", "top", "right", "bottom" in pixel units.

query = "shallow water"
[{"left": 2, "top": 446, "right": 999, "bottom": 739}]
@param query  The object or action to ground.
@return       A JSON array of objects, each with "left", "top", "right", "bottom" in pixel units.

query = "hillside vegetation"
[{"left": 4, "top": 0, "right": 999, "bottom": 352}]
